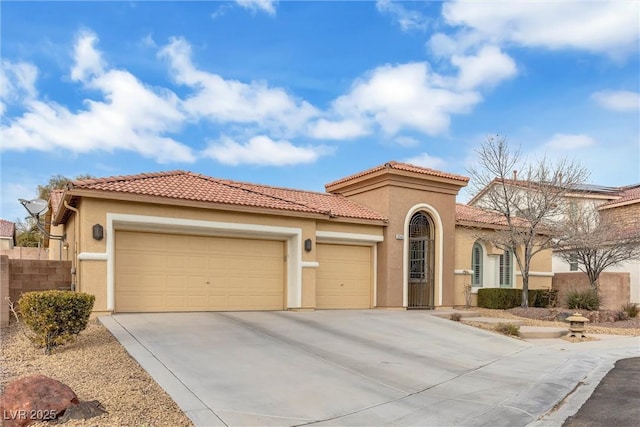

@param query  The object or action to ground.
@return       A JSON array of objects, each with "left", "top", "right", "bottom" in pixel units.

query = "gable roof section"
[
  {"left": 326, "top": 161, "right": 469, "bottom": 190},
  {"left": 59, "top": 171, "right": 387, "bottom": 223}
]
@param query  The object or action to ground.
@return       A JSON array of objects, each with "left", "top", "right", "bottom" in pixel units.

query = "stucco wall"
[
  {"left": 553, "top": 272, "right": 630, "bottom": 310},
  {"left": 340, "top": 179, "right": 461, "bottom": 308},
  {"left": 59, "top": 196, "right": 384, "bottom": 313},
  {"left": 453, "top": 227, "right": 553, "bottom": 306}
]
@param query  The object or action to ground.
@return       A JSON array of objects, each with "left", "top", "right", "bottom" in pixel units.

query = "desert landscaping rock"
[
  {"left": 1, "top": 320, "right": 192, "bottom": 427},
  {"left": 0, "top": 375, "right": 78, "bottom": 427},
  {"left": 56, "top": 400, "right": 107, "bottom": 423}
]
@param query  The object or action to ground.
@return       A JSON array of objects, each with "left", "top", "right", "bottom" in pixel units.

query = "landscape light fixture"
[{"left": 18, "top": 198, "right": 66, "bottom": 241}]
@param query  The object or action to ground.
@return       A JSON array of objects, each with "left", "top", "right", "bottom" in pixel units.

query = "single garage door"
[
  {"left": 115, "top": 231, "right": 285, "bottom": 312},
  {"left": 316, "top": 243, "right": 372, "bottom": 309}
]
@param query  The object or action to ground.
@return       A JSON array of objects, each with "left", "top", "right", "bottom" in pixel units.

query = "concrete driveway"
[{"left": 100, "top": 311, "right": 638, "bottom": 427}]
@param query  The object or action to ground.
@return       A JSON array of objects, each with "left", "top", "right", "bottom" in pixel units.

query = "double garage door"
[
  {"left": 115, "top": 231, "right": 372, "bottom": 312},
  {"left": 115, "top": 231, "right": 285, "bottom": 312}
]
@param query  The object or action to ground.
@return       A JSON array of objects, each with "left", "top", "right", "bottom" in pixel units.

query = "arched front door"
[{"left": 408, "top": 212, "right": 435, "bottom": 308}]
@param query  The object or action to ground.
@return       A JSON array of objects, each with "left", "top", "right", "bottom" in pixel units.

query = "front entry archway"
[{"left": 408, "top": 212, "right": 435, "bottom": 309}]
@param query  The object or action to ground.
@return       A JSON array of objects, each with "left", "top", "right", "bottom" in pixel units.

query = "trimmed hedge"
[
  {"left": 477, "top": 288, "right": 558, "bottom": 309},
  {"left": 18, "top": 290, "right": 95, "bottom": 354}
]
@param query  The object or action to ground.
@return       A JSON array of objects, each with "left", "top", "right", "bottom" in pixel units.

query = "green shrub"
[
  {"left": 477, "top": 288, "right": 558, "bottom": 309},
  {"left": 565, "top": 289, "right": 600, "bottom": 311},
  {"left": 495, "top": 322, "right": 520, "bottom": 336},
  {"left": 478, "top": 289, "right": 521, "bottom": 309},
  {"left": 18, "top": 290, "right": 95, "bottom": 354},
  {"left": 620, "top": 302, "right": 639, "bottom": 319}
]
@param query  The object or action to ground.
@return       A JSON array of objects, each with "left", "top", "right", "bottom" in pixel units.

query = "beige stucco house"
[{"left": 47, "top": 161, "right": 553, "bottom": 315}]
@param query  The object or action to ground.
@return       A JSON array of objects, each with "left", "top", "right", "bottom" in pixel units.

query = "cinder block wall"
[
  {"left": 553, "top": 272, "right": 630, "bottom": 310},
  {"left": 0, "top": 247, "right": 49, "bottom": 260},
  {"left": 0, "top": 257, "right": 72, "bottom": 326},
  {"left": 1, "top": 256, "right": 9, "bottom": 326}
]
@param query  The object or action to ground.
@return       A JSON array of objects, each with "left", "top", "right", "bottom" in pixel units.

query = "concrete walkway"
[{"left": 100, "top": 311, "right": 639, "bottom": 427}]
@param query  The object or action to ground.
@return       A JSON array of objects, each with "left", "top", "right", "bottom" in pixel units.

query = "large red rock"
[{"left": 0, "top": 375, "right": 78, "bottom": 427}]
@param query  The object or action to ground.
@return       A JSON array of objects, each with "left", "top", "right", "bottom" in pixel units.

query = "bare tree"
[
  {"left": 467, "top": 135, "right": 589, "bottom": 307},
  {"left": 555, "top": 202, "right": 640, "bottom": 292}
]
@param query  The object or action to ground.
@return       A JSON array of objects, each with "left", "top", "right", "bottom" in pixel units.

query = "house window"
[
  {"left": 569, "top": 254, "right": 579, "bottom": 271},
  {"left": 499, "top": 249, "right": 513, "bottom": 288},
  {"left": 471, "top": 242, "right": 483, "bottom": 287}
]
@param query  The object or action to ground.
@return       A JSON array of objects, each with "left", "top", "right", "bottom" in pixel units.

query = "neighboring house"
[
  {"left": 453, "top": 204, "right": 553, "bottom": 306},
  {"left": 0, "top": 219, "right": 16, "bottom": 250},
  {"left": 552, "top": 185, "right": 640, "bottom": 303},
  {"left": 46, "top": 162, "right": 553, "bottom": 315},
  {"left": 470, "top": 178, "right": 640, "bottom": 304}
]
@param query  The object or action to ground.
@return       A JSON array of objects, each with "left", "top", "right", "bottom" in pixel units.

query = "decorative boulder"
[{"left": 0, "top": 375, "right": 78, "bottom": 427}]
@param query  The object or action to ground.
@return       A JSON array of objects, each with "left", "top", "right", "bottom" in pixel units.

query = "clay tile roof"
[
  {"left": 69, "top": 171, "right": 387, "bottom": 222},
  {"left": 455, "top": 204, "right": 530, "bottom": 228},
  {"left": 599, "top": 184, "right": 640, "bottom": 208},
  {"left": 49, "top": 189, "right": 64, "bottom": 217},
  {"left": 0, "top": 219, "right": 15, "bottom": 239},
  {"left": 325, "top": 160, "right": 469, "bottom": 189}
]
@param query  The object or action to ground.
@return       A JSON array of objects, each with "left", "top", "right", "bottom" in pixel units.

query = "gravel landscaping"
[
  {"left": 471, "top": 307, "right": 640, "bottom": 336},
  {"left": 0, "top": 319, "right": 193, "bottom": 427}
]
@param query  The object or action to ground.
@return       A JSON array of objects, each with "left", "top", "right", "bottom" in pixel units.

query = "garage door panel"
[
  {"left": 115, "top": 231, "right": 284, "bottom": 312},
  {"left": 316, "top": 244, "right": 372, "bottom": 309}
]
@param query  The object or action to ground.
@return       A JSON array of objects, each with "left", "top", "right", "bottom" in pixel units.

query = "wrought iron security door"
[{"left": 408, "top": 212, "right": 435, "bottom": 309}]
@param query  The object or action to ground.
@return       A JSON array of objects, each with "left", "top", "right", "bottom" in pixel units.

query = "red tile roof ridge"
[
  {"left": 325, "top": 160, "right": 469, "bottom": 188},
  {"left": 215, "top": 179, "right": 333, "bottom": 216},
  {"left": 216, "top": 177, "right": 340, "bottom": 198},
  {"left": 70, "top": 170, "right": 188, "bottom": 188}
]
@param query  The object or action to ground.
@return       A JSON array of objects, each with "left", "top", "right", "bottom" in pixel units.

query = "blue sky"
[{"left": 1, "top": 0, "right": 639, "bottom": 222}]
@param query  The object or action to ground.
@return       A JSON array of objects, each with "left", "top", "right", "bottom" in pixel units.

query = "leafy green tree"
[
  {"left": 37, "top": 174, "right": 94, "bottom": 200},
  {"left": 15, "top": 218, "right": 42, "bottom": 247}
]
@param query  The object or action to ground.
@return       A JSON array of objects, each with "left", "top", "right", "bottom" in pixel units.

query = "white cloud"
[
  {"left": 203, "top": 135, "right": 333, "bottom": 166},
  {"left": 235, "top": 0, "right": 277, "bottom": 16},
  {"left": 308, "top": 118, "right": 370, "bottom": 140},
  {"left": 451, "top": 45, "right": 517, "bottom": 90},
  {"left": 159, "top": 37, "right": 318, "bottom": 136},
  {"left": 1, "top": 31, "right": 194, "bottom": 164},
  {"left": 70, "top": 30, "right": 105, "bottom": 82},
  {"left": 376, "top": 0, "right": 428, "bottom": 32},
  {"left": 393, "top": 136, "right": 420, "bottom": 147},
  {"left": 405, "top": 152, "right": 447, "bottom": 170},
  {"left": 0, "top": 60, "right": 39, "bottom": 113},
  {"left": 545, "top": 134, "right": 596, "bottom": 151},
  {"left": 440, "top": 0, "right": 640, "bottom": 57},
  {"left": 330, "top": 62, "right": 481, "bottom": 136},
  {"left": 591, "top": 90, "right": 640, "bottom": 112}
]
